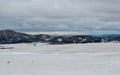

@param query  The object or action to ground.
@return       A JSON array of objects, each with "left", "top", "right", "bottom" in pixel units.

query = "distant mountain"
[
  {"left": 0, "top": 29, "right": 120, "bottom": 44},
  {"left": 0, "top": 29, "right": 51, "bottom": 44},
  {"left": 49, "top": 35, "right": 101, "bottom": 44},
  {"left": 97, "top": 34, "right": 120, "bottom": 42}
]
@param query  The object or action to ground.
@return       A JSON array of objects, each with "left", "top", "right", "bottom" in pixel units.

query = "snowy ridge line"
[
  {"left": 0, "top": 52, "right": 120, "bottom": 56},
  {"left": 0, "top": 49, "right": 13, "bottom": 52}
]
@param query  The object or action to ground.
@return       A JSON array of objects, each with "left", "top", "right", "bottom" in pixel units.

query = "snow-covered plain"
[{"left": 0, "top": 43, "right": 120, "bottom": 75}]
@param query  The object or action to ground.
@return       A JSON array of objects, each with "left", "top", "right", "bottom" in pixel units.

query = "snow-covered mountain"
[
  {"left": 0, "top": 29, "right": 51, "bottom": 44},
  {"left": 49, "top": 35, "right": 101, "bottom": 44},
  {"left": 0, "top": 29, "right": 120, "bottom": 44}
]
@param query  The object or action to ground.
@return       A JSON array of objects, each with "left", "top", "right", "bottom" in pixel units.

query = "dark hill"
[
  {"left": 0, "top": 29, "right": 51, "bottom": 44},
  {"left": 49, "top": 35, "right": 102, "bottom": 44},
  {"left": 0, "top": 29, "right": 120, "bottom": 44}
]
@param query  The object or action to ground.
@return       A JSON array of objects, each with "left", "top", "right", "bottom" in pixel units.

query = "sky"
[{"left": 0, "top": 0, "right": 120, "bottom": 34}]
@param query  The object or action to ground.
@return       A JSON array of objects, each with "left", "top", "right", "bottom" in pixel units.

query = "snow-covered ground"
[{"left": 0, "top": 43, "right": 120, "bottom": 75}]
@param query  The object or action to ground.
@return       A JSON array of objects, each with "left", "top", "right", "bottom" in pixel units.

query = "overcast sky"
[{"left": 0, "top": 0, "right": 120, "bottom": 33}]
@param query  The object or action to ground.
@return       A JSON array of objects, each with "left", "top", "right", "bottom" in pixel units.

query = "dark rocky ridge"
[
  {"left": 0, "top": 29, "right": 120, "bottom": 44},
  {"left": 49, "top": 35, "right": 102, "bottom": 44},
  {"left": 0, "top": 29, "right": 51, "bottom": 44}
]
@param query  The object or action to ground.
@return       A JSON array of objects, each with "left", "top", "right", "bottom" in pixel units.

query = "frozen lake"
[{"left": 0, "top": 43, "right": 120, "bottom": 75}]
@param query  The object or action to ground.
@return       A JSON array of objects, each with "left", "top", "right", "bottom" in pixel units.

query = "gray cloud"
[{"left": 0, "top": 0, "right": 120, "bottom": 33}]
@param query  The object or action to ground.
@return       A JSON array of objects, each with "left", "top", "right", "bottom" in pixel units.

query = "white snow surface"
[{"left": 0, "top": 43, "right": 120, "bottom": 75}]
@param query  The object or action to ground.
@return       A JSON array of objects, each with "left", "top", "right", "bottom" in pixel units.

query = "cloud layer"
[{"left": 0, "top": 0, "right": 120, "bottom": 33}]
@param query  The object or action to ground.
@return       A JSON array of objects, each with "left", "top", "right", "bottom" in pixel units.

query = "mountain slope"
[
  {"left": 0, "top": 29, "right": 50, "bottom": 44},
  {"left": 49, "top": 35, "right": 101, "bottom": 44},
  {"left": 0, "top": 29, "right": 120, "bottom": 44}
]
